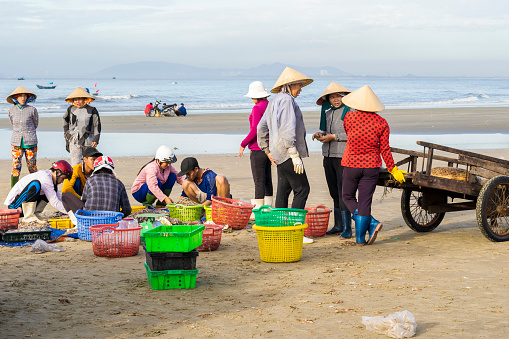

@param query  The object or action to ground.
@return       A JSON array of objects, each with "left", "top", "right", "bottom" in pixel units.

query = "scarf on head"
[
  {"left": 319, "top": 101, "right": 350, "bottom": 131},
  {"left": 13, "top": 95, "right": 35, "bottom": 109}
]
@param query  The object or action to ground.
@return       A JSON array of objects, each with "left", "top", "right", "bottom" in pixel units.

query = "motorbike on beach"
[{"left": 149, "top": 101, "right": 176, "bottom": 117}]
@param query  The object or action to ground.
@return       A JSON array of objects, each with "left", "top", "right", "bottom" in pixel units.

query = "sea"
[
  {"left": 0, "top": 77, "right": 508, "bottom": 158},
  {"left": 1, "top": 77, "right": 509, "bottom": 116}
]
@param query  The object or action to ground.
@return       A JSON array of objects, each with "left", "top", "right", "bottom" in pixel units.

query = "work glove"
[
  {"left": 290, "top": 153, "right": 304, "bottom": 175},
  {"left": 389, "top": 165, "right": 407, "bottom": 183}
]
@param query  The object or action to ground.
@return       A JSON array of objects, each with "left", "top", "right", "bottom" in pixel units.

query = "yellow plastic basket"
[
  {"left": 252, "top": 224, "right": 307, "bottom": 263},
  {"left": 204, "top": 205, "right": 212, "bottom": 221},
  {"left": 49, "top": 218, "right": 73, "bottom": 229},
  {"left": 131, "top": 206, "right": 146, "bottom": 212}
]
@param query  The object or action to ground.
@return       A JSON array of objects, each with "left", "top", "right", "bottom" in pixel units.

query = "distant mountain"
[{"left": 93, "top": 61, "right": 352, "bottom": 79}]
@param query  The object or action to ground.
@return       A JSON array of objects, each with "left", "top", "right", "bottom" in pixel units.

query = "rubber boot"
[
  {"left": 250, "top": 198, "right": 264, "bottom": 220},
  {"left": 367, "top": 216, "right": 383, "bottom": 245},
  {"left": 143, "top": 193, "right": 157, "bottom": 207},
  {"left": 351, "top": 209, "right": 358, "bottom": 221},
  {"left": 339, "top": 210, "right": 352, "bottom": 239},
  {"left": 326, "top": 208, "right": 344, "bottom": 235},
  {"left": 11, "top": 175, "right": 19, "bottom": 188},
  {"left": 21, "top": 202, "right": 45, "bottom": 224},
  {"left": 354, "top": 215, "right": 370, "bottom": 246},
  {"left": 34, "top": 200, "right": 48, "bottom": 218},
  {"left": 156, "top": 189, "right": 173, "bottom": 207},
  {"left": 263, "top": 196, "right": 273, "bottom": 207}
]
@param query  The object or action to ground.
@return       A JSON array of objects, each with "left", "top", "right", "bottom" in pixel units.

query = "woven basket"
[
  {"left": 304, "top": 205, "right": 332, "bottom": 237},
  {"left": 211, "top": 196, "right": 255, "bottom": 230}
]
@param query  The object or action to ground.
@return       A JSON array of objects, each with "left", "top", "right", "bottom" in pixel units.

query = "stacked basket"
[
  {"left": 252, "top": 206, "right": 308, "bottom": 263},
  {"left": 143, "top": 224, "right": 205, "bottom": 290}
]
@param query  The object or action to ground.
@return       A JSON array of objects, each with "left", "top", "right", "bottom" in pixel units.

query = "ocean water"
[{"left": 1, "top": 77, "right": 509, "bottom": 117}]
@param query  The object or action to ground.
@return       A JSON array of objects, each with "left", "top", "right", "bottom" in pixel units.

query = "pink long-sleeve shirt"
[
  {"left": 240, "top": 99, "right": 269, "bottom": 151},
  {"left": 131, "top": 160, "right": 183, "bottom": 201}
]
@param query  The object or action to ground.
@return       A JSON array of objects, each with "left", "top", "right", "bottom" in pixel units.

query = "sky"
[{"left": 1, "top": 0, "right": 509, "bottom": 78}]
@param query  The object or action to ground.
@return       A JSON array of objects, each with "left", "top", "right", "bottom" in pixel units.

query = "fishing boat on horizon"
[
  {"left": 18, "top": 77, "right": 25, "bottom": 80},
  {"left": 36, "top": 82, "right": 56, "bottom": 89}
]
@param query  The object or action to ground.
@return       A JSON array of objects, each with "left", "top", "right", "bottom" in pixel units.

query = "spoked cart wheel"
[
  {"left": 401, "top": 189, "right": 445, "bottom": 232},
  {"left": 476, "top": 176, "right": 509, "bottom": 242}
]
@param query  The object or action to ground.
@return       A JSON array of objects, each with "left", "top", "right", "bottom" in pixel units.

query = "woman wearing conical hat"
[
  {"left": 6, "top": 86, "right": 39, "bottom": 188},
  {"left": 257, "top": 67, "right": 313, "bottom": 212},
  {"left": 63, "top": 87, "right": 101, "bottom": 166},
  {"left": 312, "top": 82, "right": 352, "bottom": 238},
  {"left": 341, "top": 85, "right": 406, "bottom": 246}
]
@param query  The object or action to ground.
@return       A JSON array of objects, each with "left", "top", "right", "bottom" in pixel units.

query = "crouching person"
[
  {"left": 4, "top": 160, "right": 72, "bottom": 223},
  {"left": 177, "top": 157, "right": 230, "bottom": 206},
  {"left": 62, "top": 156, "right": 131, "bottom": 218}
]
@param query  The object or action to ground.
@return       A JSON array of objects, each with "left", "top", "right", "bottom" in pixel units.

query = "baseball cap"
[
  {"left": 177, "top": 157, "right": 199, "bottom": 177},
  {"left": 82, "top": 147, "right": 103, "bottom": 158}
]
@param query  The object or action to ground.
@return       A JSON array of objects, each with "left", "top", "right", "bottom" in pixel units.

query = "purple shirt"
[{"left": 240, "top": 99, "right": 269, "bottom": 151}]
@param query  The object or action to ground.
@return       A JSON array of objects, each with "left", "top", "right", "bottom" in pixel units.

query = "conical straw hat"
[
  {"left": 271, "top": 67, "right": 313, "bottom": 94},
  {"left": 6, "top": 86, "right": 36, "bottom": 104},
  {"left": 65, "top": 87, "right": 94, "bottom": 102},
  {"left": 316, "top": 82, "right": 351, "bottom": 105},
  {"left": 341, "top": 85, "right": 385, "bottom": 112}
]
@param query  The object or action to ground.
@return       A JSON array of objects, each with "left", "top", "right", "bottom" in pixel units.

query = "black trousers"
[
  {"left": 323, "top": 157, "right": 348, "bottom": 210},
  {"left": 62, "top": 192, "right": 84, "bottom": 213},
  {"left": 250, "top": 150, "right": 273, "bottom": 199},
  {"left": 275, "top": 158, "right": 310, "bottom": 209}
]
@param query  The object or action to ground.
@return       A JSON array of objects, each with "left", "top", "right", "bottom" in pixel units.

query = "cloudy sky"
[{"left": 1, "top": 0, "right": 508, "bottom": 77}]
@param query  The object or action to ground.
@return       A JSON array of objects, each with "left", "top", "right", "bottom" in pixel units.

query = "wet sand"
[
  {"left": 1, "top": 106, "right": 509, "bottom": 134},
  {"left": 1, "top": 108, "right": 509, "bottom": 338}
]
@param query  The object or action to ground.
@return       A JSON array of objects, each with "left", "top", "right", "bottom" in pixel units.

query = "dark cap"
[
  {"left": 82, "top": 147, "right": 103, "bottom": 158},
  {"left": 177, "top": 157, "right": 199, "bottom": 177}
]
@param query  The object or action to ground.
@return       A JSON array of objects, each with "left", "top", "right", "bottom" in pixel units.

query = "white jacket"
[{"left": 4, "top": 170, "right": 67, "bottom": 214}]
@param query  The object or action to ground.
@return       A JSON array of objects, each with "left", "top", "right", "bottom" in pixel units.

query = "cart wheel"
[
  {"left": 401, "top": 189, "right": 445, "bottom": 232},
  {"left": 476, "top": 175, "right": 509, "bottom": 242}
]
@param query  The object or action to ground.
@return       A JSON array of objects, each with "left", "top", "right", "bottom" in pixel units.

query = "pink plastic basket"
[
  {"left": 304, "top": 205, "right": 332, "bottom": 237},
  {"left": 189, "top": 222, "right": 224, "bottom": 252},
  {"left": 90, "top": 223, "right": 142, "bottom": 258},
  {"left": 211, "top": 196, "right": 254, "bottom": 230}
]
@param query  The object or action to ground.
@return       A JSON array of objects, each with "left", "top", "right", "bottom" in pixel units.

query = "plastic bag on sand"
[
  {"left": 31, "top": 239, "right": 66, "bottom": 254},
  {"left": 362, "top": 310, "right": 416, "bottom": 338}
]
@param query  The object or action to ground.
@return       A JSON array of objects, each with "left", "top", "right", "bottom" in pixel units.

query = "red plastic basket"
[
  {"left": 0, "top": 209, "right": 21, "bottom": 231},
  {"left": 211, "top": 196, "right": 255, "bottom": 230},
  {"left": 304, "top": 205, "right": 332, "bottom": 237},
  {"left": 90, "top": 223, "right": 142, "bottom": 258},
  {"left": 189, "top": 222, "right": 224, "bottom": 251}
]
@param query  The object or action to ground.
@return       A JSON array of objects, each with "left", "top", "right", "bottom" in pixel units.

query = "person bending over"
[
  {"left": 4, "top": 160, "right": 72, "bottom": 222},
  {"left": 131, "top": 145, "right": 183, "bottom": 207},
  {"left": 178, "top": 157, "right": 230, "bottom": 206}
]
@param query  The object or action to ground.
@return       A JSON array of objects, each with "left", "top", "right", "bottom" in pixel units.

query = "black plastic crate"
[
  {"left": 1, "top": 228, "right": 52, "bottom": 243},
  {"left": 143, "top": 244, "right": 199, "bottom": 271}
]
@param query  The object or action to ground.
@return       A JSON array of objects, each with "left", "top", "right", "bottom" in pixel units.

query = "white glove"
[{"left": 290, "top": 153, "right": 304, "bottom": 174}]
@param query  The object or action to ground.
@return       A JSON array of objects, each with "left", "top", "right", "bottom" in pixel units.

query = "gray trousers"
[{"left": 69, "top": 143, "right": 83, "bottom": 166}]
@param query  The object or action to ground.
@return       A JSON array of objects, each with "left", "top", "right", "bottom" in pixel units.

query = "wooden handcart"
[{"left": 378, "top": 141, "right": 509, "bottom": 242}]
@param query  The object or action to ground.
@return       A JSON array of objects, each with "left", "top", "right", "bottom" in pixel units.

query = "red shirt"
[
  {"left": 144, "top": 104, "right": 153, "bottom": 114},
  {"left": 341, "top": 110, "right": 395, "bottom": 171}
]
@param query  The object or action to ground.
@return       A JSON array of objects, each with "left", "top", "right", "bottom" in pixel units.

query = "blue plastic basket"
[{"left": 76, "top": 210, "right": 123, "bottom": 241}]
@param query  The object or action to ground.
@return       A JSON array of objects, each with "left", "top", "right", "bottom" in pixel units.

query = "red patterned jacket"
[{"left": 341, "top": 110, "right": 395, "bottom": 171}]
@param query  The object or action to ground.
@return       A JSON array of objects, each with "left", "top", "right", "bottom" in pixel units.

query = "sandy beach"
[{"left": 1, "top": 107, "right": 509, "bottom": 338}]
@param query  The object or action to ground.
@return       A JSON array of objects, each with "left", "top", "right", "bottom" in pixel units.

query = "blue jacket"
[{"left": 181, "top": 169, "right": 216, "bottom": 201}]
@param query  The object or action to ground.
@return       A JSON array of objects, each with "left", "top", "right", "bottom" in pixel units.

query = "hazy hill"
[{"left": 94, "top": 61, "right": 352, "bottom": 79}]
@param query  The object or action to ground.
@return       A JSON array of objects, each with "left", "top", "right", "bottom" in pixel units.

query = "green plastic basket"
[
  {"left": 253, "top": 205, "right": 308, "bottom": 227},
  {"left": 144, "top": 224, "right": 205, "bottom": 252},
  {"left": 144, "top": 262, "right": 198, "bottom": 290},
  {"left": 204, "top": 205, "right": 212, "bottom": 221},
  {"left": 167, "top": 204, "right": 203, "bottom": 222}
]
